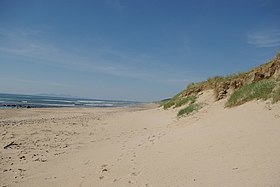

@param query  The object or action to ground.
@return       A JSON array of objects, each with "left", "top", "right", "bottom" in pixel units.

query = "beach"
[
  {"left": 1, "top": 95, "right": 280, "bottom": 187},
  {"left": 1, "top": 1, "right": 279, "bottom": 186}
]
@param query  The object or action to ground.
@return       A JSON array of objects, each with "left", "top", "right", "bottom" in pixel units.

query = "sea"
[{"left": 0, "top": 93, "right": 140, "bottom": 108}]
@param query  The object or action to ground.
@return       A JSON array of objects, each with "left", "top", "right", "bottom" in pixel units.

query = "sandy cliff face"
[{"left": 249, "top": 53, "right": 280, "bottom": 82}]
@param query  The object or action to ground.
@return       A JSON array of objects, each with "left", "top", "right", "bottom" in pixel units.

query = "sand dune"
[{"left": 1, "top": 96, "right": 280, "bottom": 186}]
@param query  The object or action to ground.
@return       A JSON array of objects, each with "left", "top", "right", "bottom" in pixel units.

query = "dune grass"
[
  {"left": 163, "top": 95, "right": 196, "bottom": 110},
  {"left": 226, "top": 79, "right": 276, "bottom": 107},
  {"left": 177, "top": 103, "right": 202, "bottom": 117},
  {"left": 174, "top": 96, "right": 196, "bottom": 108},
  {"left": 162, "top": 90, "right": 197, "bottom": 110},
  {"left": 163, "top": 100, "right": 175, "bottom": 109}
]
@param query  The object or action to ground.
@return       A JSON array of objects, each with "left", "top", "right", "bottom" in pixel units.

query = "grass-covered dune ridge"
[{"left": 162, "top": 52, "right": 280, "bottom": 116}]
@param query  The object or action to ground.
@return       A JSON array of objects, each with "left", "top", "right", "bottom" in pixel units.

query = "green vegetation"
[
  {"left": 188, "top": 73, "right": 246, "bottom": 89},
  {"left": 187, "top": 81, "right": 207, "bottom": 90},
  {"left": 177, "top": 103, "right": 202, "bottom": 117},
  {"left": 174, "top": 96, "right": 196, "bottom": 108},
  {"left": 162, "top": 93, "right": 196, "bottom": 110},
  {"left": 158, "top": 98, "right": 171, "bottom": 106},
  {"left": 182, "top": 72, "right": 250, "bottom": 101},
  {"left": 207, "top": 73, "right": 246, "bottom": 85},
  {"left": 161, "top": 90, "right": 185, "bottom": 109},
  {"left": 162, "top": 52, "right": 280, "bottom": 118},
  {"left": 226, "top": 79, "right": 276, "bottom": 107},
  {"left": 163, "top": 71, "right": 257, "bottom": 112},
  {"left": 163, "top": 100, "right": 175, "bottom": 110}
]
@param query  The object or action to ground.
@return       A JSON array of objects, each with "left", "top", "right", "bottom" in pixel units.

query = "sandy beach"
[
  {"left": 1, "top": 93, "right": 280, "bottom": 187},
  {"left": 1, "top": 1, "right": 279, "bottom": 186}
]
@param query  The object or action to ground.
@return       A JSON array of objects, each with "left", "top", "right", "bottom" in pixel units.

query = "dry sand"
[{"left": 1, "top": 93, "right": 280, "bottom": 187}]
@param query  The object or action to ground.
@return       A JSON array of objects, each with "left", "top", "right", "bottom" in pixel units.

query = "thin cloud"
[
  {"left": 0, "top": 77, "right": 75, "bottom": 88},
  {"left": 0, "top": 28, "right": 203, "bottom": 84},
  {"left": 0, "top": 28, "right": 124, "bottom": 74},
  {"left": 247, "top": 29, "right": 280, "bottom": 48}
]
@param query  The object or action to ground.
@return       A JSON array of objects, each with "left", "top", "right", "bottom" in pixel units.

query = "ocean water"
[{"left": 0, "top": 93, "right": 139, "bottom": 108}]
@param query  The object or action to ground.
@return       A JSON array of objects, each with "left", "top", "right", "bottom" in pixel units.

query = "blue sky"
[{"left": 0, "top": 0, "right": 280, "bottom": 101}]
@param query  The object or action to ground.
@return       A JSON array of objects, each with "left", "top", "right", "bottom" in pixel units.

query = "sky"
[{"left": 0, "top": 0, "right": 280, "bottom": 102}]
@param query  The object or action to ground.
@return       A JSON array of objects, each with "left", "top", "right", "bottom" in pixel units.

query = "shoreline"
[{"left": 0, "top": 102, "right": 156, "bottom": 109}]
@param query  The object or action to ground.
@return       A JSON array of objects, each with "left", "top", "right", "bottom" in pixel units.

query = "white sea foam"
[
  {"left": 43, "top": 103, "right": 76, "bottom": 107},
  {"left": 77, "top": 100, "right": 104, "bottom": 103},
  {"left": 43, "top": 99, "right": 74, "bottom": 103},
  {"left": 84, "top": 103, "right": 114, "bottom": 107}
]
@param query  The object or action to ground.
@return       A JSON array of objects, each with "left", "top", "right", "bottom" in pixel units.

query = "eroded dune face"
[{"left": 163, "top": 53, "right": 280, "bottom": 107}]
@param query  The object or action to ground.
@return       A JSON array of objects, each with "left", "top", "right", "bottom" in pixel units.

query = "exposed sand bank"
[{"left": 1, "top": 98, "right": 280, "bottom": 186}]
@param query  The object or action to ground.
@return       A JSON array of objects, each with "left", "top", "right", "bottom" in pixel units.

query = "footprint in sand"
[
  {"left": 99, "top": 176, "right": 104, "bottom": 180},
  {"left": 99, "top": 164, "right": 109, "bottom": 180},
  {"left": 101, "top": 164, "right": 108, "bottom": 170}
]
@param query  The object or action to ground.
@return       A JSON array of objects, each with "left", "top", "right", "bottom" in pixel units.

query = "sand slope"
[{"left": 1, "top": 98, "right": 280, "bottom": 186}]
